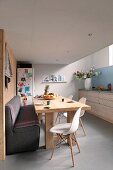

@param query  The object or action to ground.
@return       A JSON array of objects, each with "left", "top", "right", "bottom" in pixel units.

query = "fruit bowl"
[{"left": 43, "top": 93, "right": 56, "bottom": 100}]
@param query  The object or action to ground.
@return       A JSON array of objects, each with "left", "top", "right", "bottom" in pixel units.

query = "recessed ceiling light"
[
  {"left": 66, "top": 50, "right": 70, "bottom": 53},
  {"left": 88, "top": 33, "right": 93, "bottom": 37}
]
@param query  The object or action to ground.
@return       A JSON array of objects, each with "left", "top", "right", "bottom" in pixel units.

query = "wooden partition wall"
[
  {"left": 0, "top": 29, "right": 16, "bottom": 160},
  {"left": 0, "top": 29, "right": 5, "bottom": 160},
  {"left": 4, "top": 41, "right": 16, "bottom": 104}
]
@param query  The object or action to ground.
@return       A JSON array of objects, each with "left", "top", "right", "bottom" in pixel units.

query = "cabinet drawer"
[
  {"left": 97, "top": 104, "right": 113, "bottom": 123},
  {"left": 103, "top": 99, "right": 113, "bottom": 108},
  {"left": 99, "top": 93, "right": 113, "bottom": 101},
  {"left": 79, "top": 90, "right": 99, "bottom": 98},
  {"left": 79, "top": 91, "right": 99, "bottom": 103},
  {"left": 79, "top": 91, "right": 88, "bottom": 98},
  {"left": 79, "top": 90, "right": 113, "bottom": 124},
  {"left": 87, "top": 96, "right": 99, "bottom": 103},
  {"left": 87, "top": 101, "right": 99, "bottom": 113},
  {"left": 87, "top": 91, "right": 99, "bottom": 98}
]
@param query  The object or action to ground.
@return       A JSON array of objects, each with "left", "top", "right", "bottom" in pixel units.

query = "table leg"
[
  {"left": 45, "top": 112, "right": 54, "bottom": 149},
  {"left": 67, "top": 111, "right": 75, "bottom": 123},
  {"left": 38, "top": 113, "right": 43, "bottom": 122}
]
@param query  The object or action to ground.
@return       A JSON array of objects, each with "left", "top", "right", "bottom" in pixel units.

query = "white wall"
[
  {"left": 33, "top": 55, "right": 92, "bottom": 100},
  {"left": 91, "top": 47, "right": 109, "bottom": 69},
  {"left": 33, "top": 46, "right": 109, "bottom": 99}
]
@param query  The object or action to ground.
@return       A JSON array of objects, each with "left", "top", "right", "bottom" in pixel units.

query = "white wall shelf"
[{"left": 42, "top": 81, "right": 67, "bottom": 83}]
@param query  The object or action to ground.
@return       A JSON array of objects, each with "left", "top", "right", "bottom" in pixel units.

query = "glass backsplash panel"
[{"left": 92, "top": 65, "right": 113, "bottom": 88}]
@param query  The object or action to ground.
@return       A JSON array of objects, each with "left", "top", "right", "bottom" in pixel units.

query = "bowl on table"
[{"left": 43, "top": 93, "right": 56, "bottom": 100}]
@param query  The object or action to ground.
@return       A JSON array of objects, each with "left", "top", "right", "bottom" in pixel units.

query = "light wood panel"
[
  {"left": 0, "top": 29, "right": 5, "bottom": 160},
  {"left": 79, "top": 90, "right": 113, "bottom": 124},
  {"left": 34, "top": 96, "right": 91, "bottom": 113},
  {"left": 45, "top": 112, "right": 54, "bottom": 149},
  {"left": 0, "top": 29, "right": 17, "bottom": 160},
  {"left": 4, "top": 43, "right": 16, "bottom": 104}
]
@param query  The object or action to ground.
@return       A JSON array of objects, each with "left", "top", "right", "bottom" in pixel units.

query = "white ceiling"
[{"left": 0, "top": 0, "right": 113, "bottom": 64}]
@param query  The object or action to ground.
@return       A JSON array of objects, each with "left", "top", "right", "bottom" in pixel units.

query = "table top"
[{"left": 34, "top": 96, "right": 91, "bottom": 113}]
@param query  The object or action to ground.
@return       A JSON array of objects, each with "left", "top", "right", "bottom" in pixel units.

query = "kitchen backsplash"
[{"left": 92, "top": 65, "right": 113, "bottom": 88}]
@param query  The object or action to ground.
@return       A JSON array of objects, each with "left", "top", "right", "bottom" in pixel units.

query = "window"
[{"left": 109, "top": 44, "right": 113, "bottom": 66}]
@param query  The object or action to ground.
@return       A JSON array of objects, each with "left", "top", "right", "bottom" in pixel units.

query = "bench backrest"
[{"left": 5, "top": 96, "right": 21, "bottom": 132}]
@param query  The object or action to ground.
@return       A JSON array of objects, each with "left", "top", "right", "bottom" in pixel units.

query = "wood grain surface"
[{"left": 34, "top": 96, "right": 91, "bottom": 149}]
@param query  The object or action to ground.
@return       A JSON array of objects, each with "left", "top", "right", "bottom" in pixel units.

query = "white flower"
[{"left": 84, "top": 75, "right": 87, "bottom": 79}]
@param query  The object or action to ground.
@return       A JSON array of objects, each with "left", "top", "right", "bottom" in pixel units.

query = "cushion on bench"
[
  {"left": 14, "top": 105, "right": 39, "bottom": 128},
  {"left": 6, "top": 95, "right": 21, "bottom": 125}
]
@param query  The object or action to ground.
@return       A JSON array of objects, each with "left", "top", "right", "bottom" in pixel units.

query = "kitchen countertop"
[{"left": 79, "top": 89, "right": 113, "bottom": 93}]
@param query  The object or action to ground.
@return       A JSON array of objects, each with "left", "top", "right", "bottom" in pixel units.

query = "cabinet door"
[
  {"left": 79, "top": 91, "right": 88, "bottom": 98},
  {"left": 87, "top": 101, "right": 99, "bottom": 114},
  {"left": 97, "top": 104, "right": 113, "bottom": 123},
  {"left": 79, "top": 90, "right": 113, "bottom": 124},
  {"left": 99, "top": 93, "right": 113, "bottom": 108},
  {"left": 79, "top": 90, "right": 99, "bottom": 103}
]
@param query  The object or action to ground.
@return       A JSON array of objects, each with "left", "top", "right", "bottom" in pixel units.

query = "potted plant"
[
  {"left": 44, "top": 85, "right": 50, "bottom": 95},
  {"left": 74, "top": 67, "right": 101, "bottom": 90}
]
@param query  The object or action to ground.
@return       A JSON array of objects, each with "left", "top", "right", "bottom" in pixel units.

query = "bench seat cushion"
[{"left": 14, "top": 105, "right": 39, "bottom": 129}]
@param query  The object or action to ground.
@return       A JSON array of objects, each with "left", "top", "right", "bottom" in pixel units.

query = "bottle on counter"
[
  {"left": 23, "top": 95, "right": 27, "bottom": 105},
  {"left": 108, "top": 83, "right": 112, "bottom": 91}
]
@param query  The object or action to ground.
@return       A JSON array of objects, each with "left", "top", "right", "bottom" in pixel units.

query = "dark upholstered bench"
[{"left": 5, "top": 95, "right": 40, "bottom": 155}]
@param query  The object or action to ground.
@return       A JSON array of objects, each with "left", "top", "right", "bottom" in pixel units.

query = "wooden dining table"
[{"left": 33, "top": 96, "right": 91, "bottom": 149}]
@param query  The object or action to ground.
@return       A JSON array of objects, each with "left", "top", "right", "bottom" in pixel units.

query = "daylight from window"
[{"left": 109, "top": 44, "right": 113, "bottom": 66}]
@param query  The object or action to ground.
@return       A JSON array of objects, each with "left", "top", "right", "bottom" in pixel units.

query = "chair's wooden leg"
[
  {"left": 55, "top": 113, "right": 63, "bottom": 124},
  {"left": 73, "top": 134, "right": 80, "bottom": 153},
  {"left": 50, "top": 140, "right": 56, "bottom": 160},
  {"left": 58, "top": 134, "right": 70, "bottom": 147},
  {"left": 69, "top": 135, "right": 75, "bottom": 167},
  {"left": 50, "top": 134, "right": 58, "bottom": 159},
  {"left": 71, "top": 134, "right": 77, "bottom": 145},
  {"left": 56, "top": 134, "right": 63, "bottom": 147},
  {"left": 80, "top": 118, "right": 86, "bottom": 136},
  {"left": 54, "top": 113, "right": 59, "bottom": 124},
  {"left": 38, "top": 113, "right": 43, "bottom": 122},
  {"left": 50, "top": 134, "right": 62, "bottom": 160},
  {"left": 59, "top": 114, "right": 61, "bottom": 123}
]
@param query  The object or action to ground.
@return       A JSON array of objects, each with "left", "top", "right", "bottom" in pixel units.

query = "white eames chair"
[
  {"left": 79, "top": 97, "right": 87, "bottom": 136},
  {"left": 50, "top": 107, "right": 81, "bottom": 167},
  {"left": 55, "top": 95, "right": 73, "bottom": 123},
  {"left": 63, "top": 97, "right": 87, "bottom": 136}
]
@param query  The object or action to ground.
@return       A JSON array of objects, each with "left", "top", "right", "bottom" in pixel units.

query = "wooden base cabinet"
[{"left": 79, "top": 90, "right": 113, "bottom": 124}]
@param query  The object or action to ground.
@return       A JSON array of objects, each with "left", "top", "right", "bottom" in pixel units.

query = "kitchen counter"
[
  {"left": 79, "top": 89, "right": 113, "bottom": 124},
  {"left": 79, "top": 89, "right": 113, "bottom": 94}
]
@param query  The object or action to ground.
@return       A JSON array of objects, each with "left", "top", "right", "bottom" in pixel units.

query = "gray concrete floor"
[{"left": 1, "top": 113, "right": 113, "bottom": 170}]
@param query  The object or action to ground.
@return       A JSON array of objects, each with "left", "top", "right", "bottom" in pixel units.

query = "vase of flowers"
[
  {"left": 84, "top": 78, "right": 92, "bottom": 90},
  {"left": 74, "top": 67, "right": 101, "bottom": 90}
]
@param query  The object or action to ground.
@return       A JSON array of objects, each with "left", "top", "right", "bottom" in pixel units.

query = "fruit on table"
[
  {"left": 48, "top": 93, "right": 54, "bottom": 96},
  {"left": 43, "top": 93, "right": 56, "bottom": 99},
  {"left": 98, "top": 86, "right": 104, "bottom": 90}
]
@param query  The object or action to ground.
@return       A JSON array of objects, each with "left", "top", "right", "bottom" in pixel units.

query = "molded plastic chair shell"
[
  {"left": 78, "top": 97, "right": 87, "bottom": 136},
  {"left": 63, "top": 95, "right": 73, "bottom": 118},
  {"left": 79, "top": 97, "right": 86, "bottom": 117},
  {"left": 50, "top": 107, "right": 81, "bottom": 135},
  {"left": 50, "top": 107, "right": 82, "bottom": 167}
]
